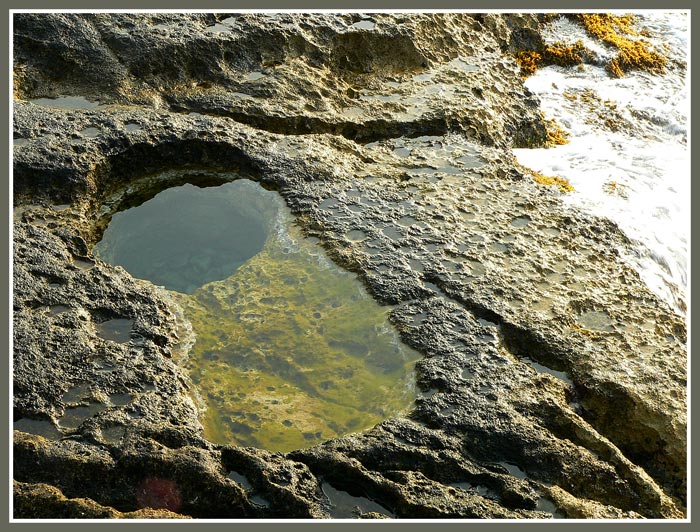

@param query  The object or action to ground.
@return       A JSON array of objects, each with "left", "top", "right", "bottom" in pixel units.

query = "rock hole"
[
  {"left": 58, "top": 403, "right": 106, "bottom": 430},
  {"left": 350, "top": 20, "right": 376, "bottom": 30},
  {"left": 93, "top": 176, "right": 419, "bottom": 453},
  {"left": 511, "top": 215, "right": 532, "bottom": 228},
  {"left": 13, "top": 418, "right": 63, "bottom": 439},
  {"left": 577, "top": 310, "right": 615, "bottom": 332},
  {"left": 79, "top": 127, "right": 100, "bottom": 138},
  {"left": 95, "top": 319, "right": 134, "bottom": 343},
  {"left": 322, "top": 481, "right": 394, "bottom": 518},
  {"left": 226, "top": 471, "right": 253, "bottom": 491},
  {"left": 29, "top": 96, "right": 102, "bottom": 110}
]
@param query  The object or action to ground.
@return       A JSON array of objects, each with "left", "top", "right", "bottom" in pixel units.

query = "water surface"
[{"left": 95, "top": 179, "right": 419, "bottom": 452}]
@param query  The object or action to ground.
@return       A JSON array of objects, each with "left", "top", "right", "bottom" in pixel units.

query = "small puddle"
[
  {"left": 29, "top": 96, "right": 102, "bottom": 110},
  {"left": 577, "top": 310, "right": 615, "bottom": 332},
  {"left": 249, "top": 495, "right": 271, "bottom": 508},
  {"left": 109, "top": 393, "right": 132, "bottom": 406},
  {"left": 58, "top": 403, "right": 106, "bottom": 430},
  {"left": 100, "top": 425, "right": 126, "bottom": 444},
  {"left": 94, "top": 178, "right": 419, "bottom": 452},
  {"left": 62, "top": 383, "right": 92, "bottom": 404},
  {"left": 497, "top": 461, "right": 528, "bottom": 479},
  {"left": 96, "top": 319, "right": 133, "bottom": 343},
  {"left": 511, "top": 215, "right": 532, "bottom": 228},
  {"left": 382, "top": 226, "right": 403, "bottom": 241},
  {"left": 79, "top": 127, "right": 100, "bottom": 138},
  {"left": 537, "top": 496, "right": 566, "bottom": 518},
  {"left": 227, "top": 471, "right": 253, "bottom": 491},
  {"left": 206, "top": 23, "right": 231, "bottom": 33},
  {"left": 346, "top": 229, "right": 367, "bottom": 242},
  {"left": 13, "top": 418, "right": 63, "bottom": 439},
  {"left": 124, "top": 122, "right": 141, "bottom": 132},
  {"left": 48, "top": 305, "right": 70, "bottom": 316},
  {"left": 322, "top": 482, "right": 394, "bottom": 518},
  {"left": 397, "top": 215, "right": 417, "bottom": 227},
  {"left": 245, "top": 71, "right": 266, "bottom": 82},
  {"left": 13, "top": 138, "right": 29, "bottom": 146},
  {"left": 522, "top": 356, "right": 574, "bottom": 387},
  {"left": 350, "top": 20, "right": 376, "bottom": 30},
  {"left": 73, "top": 258, "right": 95, "bottom": 270}
]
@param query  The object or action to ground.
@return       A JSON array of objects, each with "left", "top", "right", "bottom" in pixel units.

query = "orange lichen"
[
  {"left": 516, "top": 41, "right": 590, "bottom": 78},
  {"left": 515, "top": 161, "right": 575, "bottom": 194},
  {"left": 515, "top": 50, "right": 542, "bottom": 77},
  {"left": 545, "top": 118, "right": 570, "bottom": 146},
  {"left": 574, "top": 13, "right": 667, "bottom": 77}
]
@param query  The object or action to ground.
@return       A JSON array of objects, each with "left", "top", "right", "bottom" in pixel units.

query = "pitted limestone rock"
[{"left": 13, "top": 12, "right": 685, "bottom": 519}]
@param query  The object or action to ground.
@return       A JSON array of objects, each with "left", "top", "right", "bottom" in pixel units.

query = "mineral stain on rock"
[{"left": 94, "top": 178, "right": 419, "bottom": 452}]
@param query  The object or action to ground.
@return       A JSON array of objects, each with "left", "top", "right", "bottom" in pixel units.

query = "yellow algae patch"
[
  {"left": 545, "top": 118, "right": 570, "bottom": 146},
  {"left": 516, "top": 161, "right": 575, "bottom": 194},
  {"left": 515, "top": 50, "right": 542, "bottom": 77},
  {"left": 515, "top": 14, "right": 666, "bottom": 79},
  {"left": 516, "top": 41, "right": 590, "bottom": 78},
  {"left": 574, "top": 13, "right": 667, "bottom": 77},
  {"left": 533, "top": 172, "right": 575, "bottom": 194}
]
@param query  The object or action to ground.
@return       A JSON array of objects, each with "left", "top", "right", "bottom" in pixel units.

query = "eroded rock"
[{"left": 12, "top": 13, "right": 685, "bottom": 519}]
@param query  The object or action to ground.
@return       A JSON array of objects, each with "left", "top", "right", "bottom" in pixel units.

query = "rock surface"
[{"left": 12, "top": 13, "right": 686, "bottom": 519}]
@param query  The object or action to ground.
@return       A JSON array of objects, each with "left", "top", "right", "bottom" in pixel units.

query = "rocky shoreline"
[{"left": 12, "top": 13, "right": 686, "bottom": 519}]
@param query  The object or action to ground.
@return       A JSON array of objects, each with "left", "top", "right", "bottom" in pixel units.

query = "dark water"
[
  {"left": 94, "top": 182, "right": 270, "bottom": 294},
  {"left": 96, "top": 319, "right": 133, "bottom": 343}
]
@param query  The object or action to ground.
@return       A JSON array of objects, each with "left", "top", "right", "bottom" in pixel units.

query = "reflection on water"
[
  {"left": 29, "top": 96, "right": 102, "bottom": 110},
  {"left": 94, "top": 182, "right": 270, "bottom": 294},
  {"left": 322, "top": 482, "right": 394, "bottom": 518}
]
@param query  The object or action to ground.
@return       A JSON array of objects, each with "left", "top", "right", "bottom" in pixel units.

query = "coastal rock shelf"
[{"left": 12, "top": 13, "right": 686, "bottom": 519}]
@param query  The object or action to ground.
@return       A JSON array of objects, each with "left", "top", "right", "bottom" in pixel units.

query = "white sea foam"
[{"left": 513, "top": 12, "right": 689, "bottom": 315}]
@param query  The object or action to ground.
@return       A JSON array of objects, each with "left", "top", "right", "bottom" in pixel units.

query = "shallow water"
[
  {"left": 351, "top": 20, "right": 376, "bottom": 30},
  {"left": 29, "top": 96, "right": 102, "bottom": 110},
  {"left": 95, "top": 178, "right": 418, "bottom": 453},
  {"left": 96, "top": 319, "right": 133, "bottom": 343},
  {"left": 94, "top": 183, "right": 270, "bottom": 294},
  {"left": 322, "top": 482, "right": 394, "bottom": 518}
]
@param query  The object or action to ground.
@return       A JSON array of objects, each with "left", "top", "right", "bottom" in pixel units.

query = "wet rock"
[{"left": 12, "top": 12, "right": 685, "bottom": 519}]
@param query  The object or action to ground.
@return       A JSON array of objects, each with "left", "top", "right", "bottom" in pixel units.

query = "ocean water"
[{"left": 512, "top": 12, "right": 689, "bottom": 315}]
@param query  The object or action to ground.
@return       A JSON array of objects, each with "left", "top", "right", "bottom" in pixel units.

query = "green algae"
[
  {"left": 96, "top": 178, "right": 419, "bottom": 453},
  {"left": 172, "top": 214, "right": 418, "bottom": 452}
]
